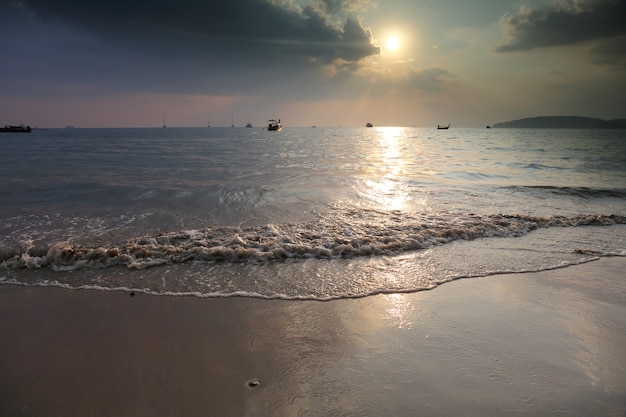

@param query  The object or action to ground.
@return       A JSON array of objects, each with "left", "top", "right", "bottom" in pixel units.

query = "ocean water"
[{"left": 1, "top": 126, "right": 625, "bottom": 300}]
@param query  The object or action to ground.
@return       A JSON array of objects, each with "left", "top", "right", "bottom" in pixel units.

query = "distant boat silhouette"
[
  {"left": 366, "top": 122, "right": 373, "bottom": 127},
  {"left": 437, "top": 124, "right": 450, "bottom": 129},
  {"left": 245, "top": 122, "right": 253, "bottom": 128},
  {"left": 231, "top": 114, "right": 235, "bottom": 128},
  {"left": 267, "top": 119, "right": 282, "bottom": 131},
  {"left": 162, "top": 113, "right": 167, "bottom": 128}
]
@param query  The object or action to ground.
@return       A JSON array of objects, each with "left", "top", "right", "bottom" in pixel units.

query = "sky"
[{"left": 1, "top": 0, "right": 625, "bottom": 128}]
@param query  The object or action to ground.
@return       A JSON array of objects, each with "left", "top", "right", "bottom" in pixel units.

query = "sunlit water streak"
[{"left": 1, "top": 126, "right": 625, "bottom": 299}]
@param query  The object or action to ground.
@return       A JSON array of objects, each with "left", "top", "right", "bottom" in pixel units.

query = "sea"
[{"left": 1, "top": 126, "right": 625, "bottom": 300}]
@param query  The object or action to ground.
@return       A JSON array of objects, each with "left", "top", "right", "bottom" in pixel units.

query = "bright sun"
[{"left": 386, "top": 36, "right": 401, "bottom": 52}]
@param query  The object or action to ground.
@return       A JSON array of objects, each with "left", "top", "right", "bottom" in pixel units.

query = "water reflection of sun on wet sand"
[{"left": 384, "top": 293, "right": 416, "bottom": 329}]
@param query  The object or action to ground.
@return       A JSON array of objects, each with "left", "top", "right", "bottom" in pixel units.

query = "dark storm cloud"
[
  {"left": 7, "top": 0, "right": 379, "bottom": 64},
  {"left": 495, "top": 0, "right": 626, "bottom": 52}
]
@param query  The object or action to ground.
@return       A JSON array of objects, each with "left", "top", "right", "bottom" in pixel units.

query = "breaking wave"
[{"left": 2, "top": 212, "right": 625, "bottom": 272}]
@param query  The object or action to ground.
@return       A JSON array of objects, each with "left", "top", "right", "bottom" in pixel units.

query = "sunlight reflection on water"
[{"left": 356, "top": 127, "right": 415, "bottom": 211}]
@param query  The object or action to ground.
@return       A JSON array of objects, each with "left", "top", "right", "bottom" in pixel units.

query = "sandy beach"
[{"left": 1, "top": 257, "right": 625, "bottom": 417}]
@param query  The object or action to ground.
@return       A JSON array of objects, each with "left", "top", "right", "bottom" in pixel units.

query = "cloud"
[
  {"left": 589, "top": 35, "right": 626, "bottom": 69},
  {"left": 495, "top": 0, "right": 626, "bottom": 52},
  {"left": 405, "top": 66, "right": 450, "bottom": 92},
  {"left": 0, "top": 0, "right": 381, "bottom": 100},
  {"left": 6, "top": 0, "right": 379, "bottom": 64},
  {"left": 306, "top": 0, "right": 375, "bottom": 17},
  {"left": 361, "top": 64, "right": 451, "bottom": 96}
]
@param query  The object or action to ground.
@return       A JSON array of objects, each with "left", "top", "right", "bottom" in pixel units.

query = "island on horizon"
[{"left": 492, "top": 116, "right": 626, "bottom": 129}]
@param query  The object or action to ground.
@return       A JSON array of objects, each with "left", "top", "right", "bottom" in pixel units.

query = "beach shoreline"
[{"left": 1, "top": 257, "right": 625, "bottom": 416}]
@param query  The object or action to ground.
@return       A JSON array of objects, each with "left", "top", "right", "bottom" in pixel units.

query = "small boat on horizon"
[
  {"left": 268, "top": 119, "right": 282, "bottom": 131},
  {"left": 366, "top": 122, "right": 373, "bottom": 127},
  {"left": 437, "top": 124, "right": 450, "bottom": 130},
  {"left": 1, "top": 124, "right": 31, "bottom": 133},
  {"left": 245, "top": 122, "right": 253, "bottom": 128}
]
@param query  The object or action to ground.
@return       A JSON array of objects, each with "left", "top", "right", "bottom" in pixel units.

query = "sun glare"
[{"left": 385, "top": 36, "right": 401, "bottom": 52}]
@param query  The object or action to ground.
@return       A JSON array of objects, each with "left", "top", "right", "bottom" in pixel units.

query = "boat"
[
  {"left": 267, "top": 119, "right": 282, "bottom": 131},
  {"left": 1, "top": 124, "right": 31, "bottom": 132},
  {"left": 437, "top": 124, "right": 450, "bottom": 129},
  {"left": 366, "top": 122, "right": 373, "bottom": 127},
  {"left": 245, "top": 122, "right": 253, "bottom": 128}
]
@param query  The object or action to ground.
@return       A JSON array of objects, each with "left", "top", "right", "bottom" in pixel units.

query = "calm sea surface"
[{"left": 1, "top": 127, "right": 625, "bottom": 299}]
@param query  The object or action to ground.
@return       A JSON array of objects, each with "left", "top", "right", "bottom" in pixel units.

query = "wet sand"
[{"left": 1, "top": 258, "right": 625, "bottom": 417}]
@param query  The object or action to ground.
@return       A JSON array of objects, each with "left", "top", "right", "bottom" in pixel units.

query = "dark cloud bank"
[
  {"left": 6, "top": 0, "right": 380, "bottom": 65},
  {"left": 0, "top": 0, "right": 383, "bottom": 97},
  {"left": 496, "top": 0, "right": 626, "bottom": 67}
]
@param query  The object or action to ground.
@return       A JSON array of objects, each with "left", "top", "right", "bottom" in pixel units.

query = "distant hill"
[{"left": 492, "top": 116, "right": 626, "bottom": 129}]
